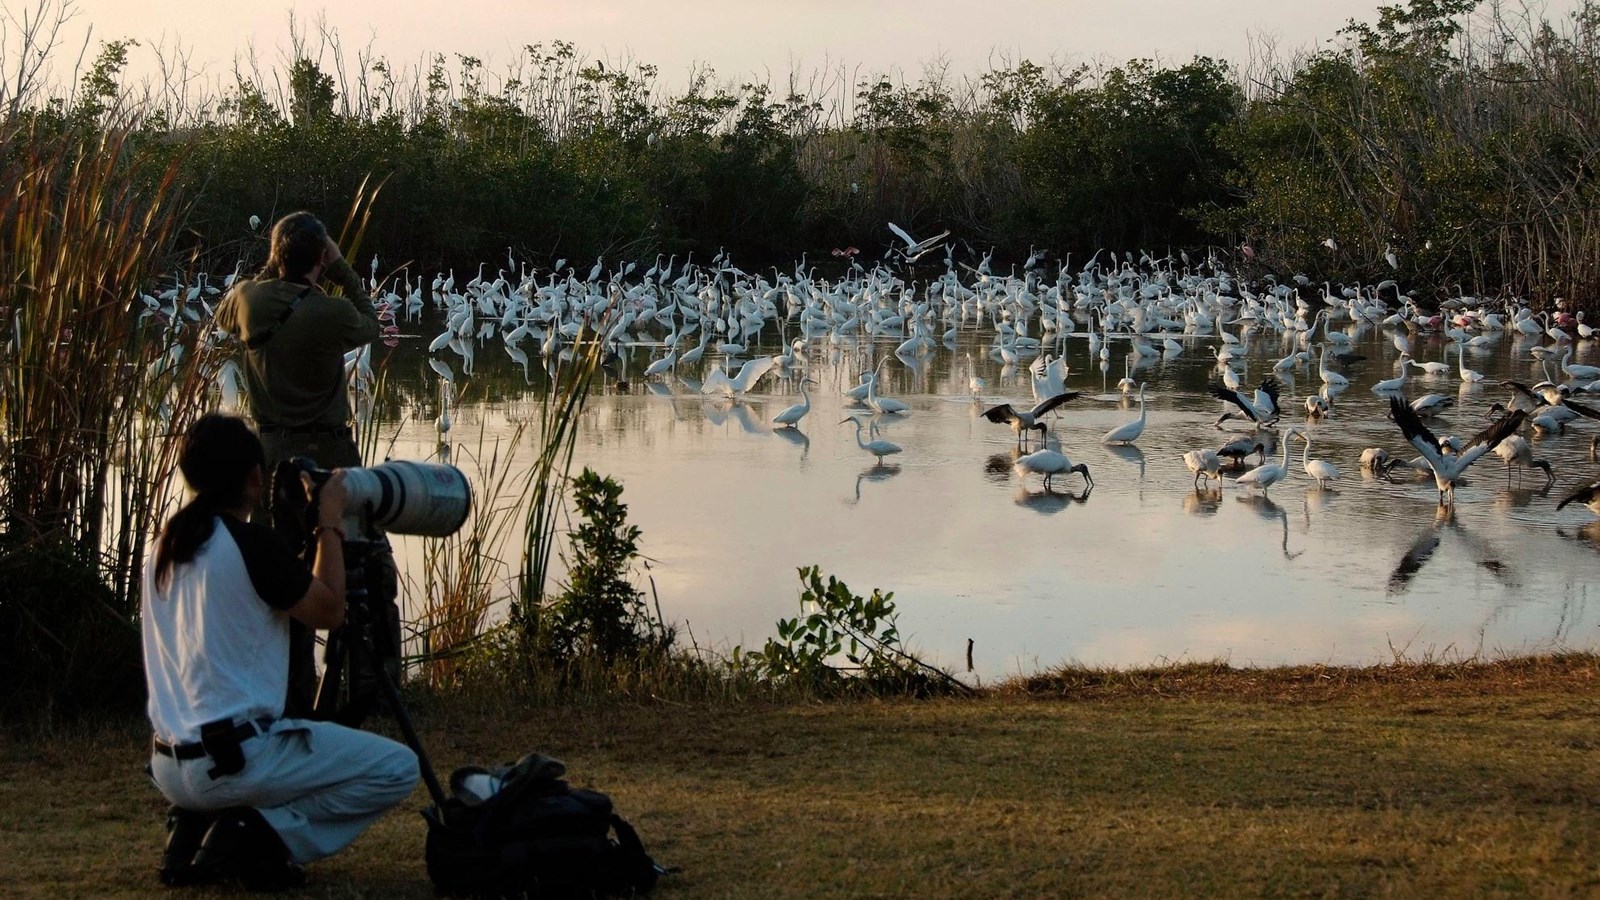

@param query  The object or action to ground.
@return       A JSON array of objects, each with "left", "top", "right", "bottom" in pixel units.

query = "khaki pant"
[{"left": 150, "top": 718, "right": 418, "bottom": 863}]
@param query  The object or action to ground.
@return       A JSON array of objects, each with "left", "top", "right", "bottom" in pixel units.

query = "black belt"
[
  {"left": 258, "top": 423, "right": 351, "bottom": 437},
  {"left": 153, "top": 718, "right": 275, "bottom": 760}
]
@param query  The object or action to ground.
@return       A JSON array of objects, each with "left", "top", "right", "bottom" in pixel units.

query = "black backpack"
[{"left": 423, "top": 753, "right": 664, "bottom": 897}]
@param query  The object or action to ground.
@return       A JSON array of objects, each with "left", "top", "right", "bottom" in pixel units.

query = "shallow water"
[{"left": 377, "top": 319, "right": 1600, "bottom": 679}]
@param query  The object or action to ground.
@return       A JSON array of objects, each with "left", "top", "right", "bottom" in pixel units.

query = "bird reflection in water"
[
  {"left": 1557, "top": 519, "right": 1600, "bottom": 551},
  {"left": 1103, "top": 443, "right": 1146, "bottom": 480},
  {"left": 1493, "top": 485, "right": 1550, "bottom": 510},
  {"left": 1012, "top": 483, "right": 1091, "bottom": 513},
  {"left": 1235, "top": 494, "right": 1303, "bottom": 560},
  {"left": 846, "top": 464, "right": 901, "bottom": 506},
  {"left": 1183, "top": 486, "right": 1222, "bottom": 517},
  {"left": 702, "top": 399, "right": 765, "bottom": 434},
  {"left": 1387, "top": 506, "right": 1516, "bottom": 595},
  {"left": 984, "top": 448, "right": 1024, "bottom": 482},
  {"left": 1303, "top": 485, "right": 1333, "bottom": 515},
  {"left": 772, "top": 426, "right": 810, "bottom": 460}
]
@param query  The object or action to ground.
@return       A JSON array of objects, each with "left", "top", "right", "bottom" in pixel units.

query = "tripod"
[{"left": 309, "top": 535, "right": 448, "bottom": 809}]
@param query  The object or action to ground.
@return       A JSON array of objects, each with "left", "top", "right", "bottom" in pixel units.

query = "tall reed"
[
  {"left": 0, "top": 120, "right": 207, "bottom": 713},
  {"left": 0, "top": 121, "right": 201, "bottom": 604}
]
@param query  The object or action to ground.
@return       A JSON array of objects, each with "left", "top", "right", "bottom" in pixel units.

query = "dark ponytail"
[
  {"left": 262, "top": 211, "right": 328, "bottom": 282},
  {"left": 153, "top": 413, "right": 267, "bottom": 590}
]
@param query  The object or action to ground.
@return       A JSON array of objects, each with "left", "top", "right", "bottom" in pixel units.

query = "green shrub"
[
  {"left": 733, "top": 566, "right": 967, "bottom": 698},
  {"left": 0, "top": 537, "right": 144, "bottom": 720},
  {"left": 515, "top": 469, "right": 674, "bottom": 668}
]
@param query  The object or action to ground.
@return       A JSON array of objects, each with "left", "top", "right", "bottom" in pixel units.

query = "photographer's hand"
[
  {"left": 314, "top": 469, "right": 349, "bottom": 528},
  {"left": 321, "top": 235, "right": 344, "bottom": 270},
  {"left": 292, "top": 470, "right": 348, "bottom": 628}
]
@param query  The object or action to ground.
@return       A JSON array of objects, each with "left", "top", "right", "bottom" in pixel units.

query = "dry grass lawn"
[{"left": 5, "top": 656, "right": 1600, "bottom": 897}]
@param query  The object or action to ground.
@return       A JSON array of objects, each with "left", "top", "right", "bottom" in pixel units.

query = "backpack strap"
[
  {"left": 610, "top": 813, "right": 672, "bottom": 891},
  {"left": 244, "top": 285, "right": 314, "bottom": 350}
]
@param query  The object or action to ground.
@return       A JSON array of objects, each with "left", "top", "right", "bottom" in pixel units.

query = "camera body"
[{"left": 269, "top": 457, "right": 470, "bottom": 725}]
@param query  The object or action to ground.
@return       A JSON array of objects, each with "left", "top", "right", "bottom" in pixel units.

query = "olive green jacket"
[{"left": 214, "top": 259, "right": 380, "bottom": 429}]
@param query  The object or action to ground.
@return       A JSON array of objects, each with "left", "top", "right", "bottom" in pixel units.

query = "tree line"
[{"left": 5, "top": 0, "right": 1599, "bottom": 307}]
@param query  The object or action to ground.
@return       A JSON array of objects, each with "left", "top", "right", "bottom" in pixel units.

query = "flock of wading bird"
[{"left": 151, "top": 223, "right": 1600, "bottom": 521}]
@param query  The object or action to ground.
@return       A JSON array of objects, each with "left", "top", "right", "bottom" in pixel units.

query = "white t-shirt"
[{"left": 142, "top": 516, "right": 311, "bottom": 744}]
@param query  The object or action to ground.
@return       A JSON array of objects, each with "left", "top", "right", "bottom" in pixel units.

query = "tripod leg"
[
  {"left": 372, "top": 663, "right": 449, "bottom": 810},
  {"left": 312, "top": 627, "right": 347, "bottom": 721}
]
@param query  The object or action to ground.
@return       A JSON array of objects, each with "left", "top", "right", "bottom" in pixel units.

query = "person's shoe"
[
  {"left": 191, "top": 807, "right": 306, "bottom": 892},
  {"left": 158, "top": 806, "right": 217, "bottom": 886}
]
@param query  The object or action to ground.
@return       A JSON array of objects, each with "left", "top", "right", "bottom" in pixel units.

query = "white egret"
[
  {"left": 1102, "top": 383, "right": 1148, "bottom": 445},
  {"left": 1297, "top": 432, "right": 1339, "bottom": 488},
  {"left": 841, "top": 417, "right": 902, "bottom": 464},
  {"left": 1235, "top": 429, "right": 1297, "bottom": 493},
  {"left": 772, "top": 380, "right": 815, "bottom": 429},
  {"left": 702, "top": 356, "right": 777, "bottom": 397}
]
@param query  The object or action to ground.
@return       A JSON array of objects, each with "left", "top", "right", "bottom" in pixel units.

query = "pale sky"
[{"left": 24, "top": 0, "right": 1588, "bottom": 97}]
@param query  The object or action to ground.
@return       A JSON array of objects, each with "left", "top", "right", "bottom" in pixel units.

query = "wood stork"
[
  {"left": 982, "top": 391, "right": 1083, "bottom": 449},
  {"left": 1014, "top": 440, "right": 1093, "bottom": 491},
  {"left": 1388, "top": 396, "right": 1526, "bottom": 505},
  {"left": 1211, "top": 376, "right": 1282, "bottom": 428}
]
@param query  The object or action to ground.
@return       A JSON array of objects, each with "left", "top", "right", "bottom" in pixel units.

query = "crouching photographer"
[{"left": 143, "top": 413, "right": 419, "bottom": 889}]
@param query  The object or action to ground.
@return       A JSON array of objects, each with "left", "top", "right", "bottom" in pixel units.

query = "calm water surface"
[{"left": 378, "top": 320, "right": 1600, "bottom": 679}]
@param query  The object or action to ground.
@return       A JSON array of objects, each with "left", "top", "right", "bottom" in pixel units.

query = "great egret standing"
[
  {"left": 772, "top": 380, "right": 816, "bottom": 429},
  {"left": 841, "top": 417, "right": 902, "bottom": 464},
  {"left": 1102, "top": 384, "right": 1148, "bottom": 445}
]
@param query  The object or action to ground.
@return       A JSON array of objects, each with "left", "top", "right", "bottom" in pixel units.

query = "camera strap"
[{"left": 244, "top": 285, "right": 314, "bottom": 350}]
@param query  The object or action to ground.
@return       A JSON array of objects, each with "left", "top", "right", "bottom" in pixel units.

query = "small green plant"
[
  {"left": 734, "top": 566, "right": 968, "bottom": 697},
  {"left": 533, "top": 468, "right": 674, "bottom": 666}
]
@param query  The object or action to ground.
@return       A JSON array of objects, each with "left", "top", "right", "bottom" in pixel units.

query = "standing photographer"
[
  {"left": 214, "top": 211, "right": 379, "bottom": 469},
  {"left": 216, "top": 212, "right": 389, "bottom": 713},
  {"left": 143, "top": 413, "right": 418, "bottom": 888}
]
